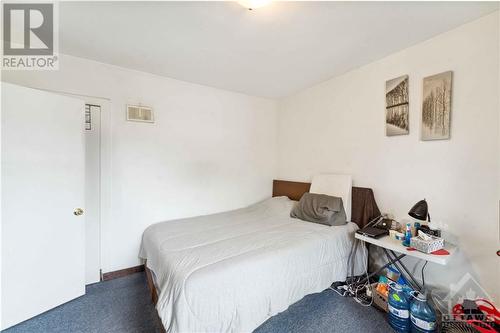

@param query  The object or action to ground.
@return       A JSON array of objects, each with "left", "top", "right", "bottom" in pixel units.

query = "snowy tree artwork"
[
  {"left": 385, "top": 75, "right": 409, "bottom": 136},
  {"left": 421, "top": 71, "right": 452, "bottom": 140}
]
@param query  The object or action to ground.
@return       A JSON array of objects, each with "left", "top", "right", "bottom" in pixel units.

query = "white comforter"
[{"left": 139, "top": 196, "right": 366, "bottom": 333}]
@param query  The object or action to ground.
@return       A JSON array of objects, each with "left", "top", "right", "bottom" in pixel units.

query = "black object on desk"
[
  {"left": 356, "top": 217, "right": 391, "bottom": 238},
  {"left": 408, "top": 199, "right": 442, "bottom": 237},
  {"left": 409, "top": 199, "right": 430, "bottom": 221}
]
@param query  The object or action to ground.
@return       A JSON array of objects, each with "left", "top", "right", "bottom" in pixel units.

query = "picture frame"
[
  {"left": 385, "top": 75, "right": 409, "bottom": 136},
  {"left": 421, "top": 71, "right": 452, "bottom": 140}
]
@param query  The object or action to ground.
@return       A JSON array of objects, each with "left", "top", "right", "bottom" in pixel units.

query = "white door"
[
  {"left": 1, "top": 83, "right": 86, "bottom": 330},
  {"left": 84, "top": 104, "right": 101, "bottom": 284}
]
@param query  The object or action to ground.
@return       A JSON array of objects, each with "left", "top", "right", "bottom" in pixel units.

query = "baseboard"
[{"left": 101, "top": 264, "right": 145, "bottom": 281}]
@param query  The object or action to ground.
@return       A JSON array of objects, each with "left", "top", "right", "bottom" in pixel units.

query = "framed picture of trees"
[
  {"left": 421, "top": 71, "right": 452, "bottom": 140},
  {"left": 385, "top": 75, "right": 409, "bottom": 136}
]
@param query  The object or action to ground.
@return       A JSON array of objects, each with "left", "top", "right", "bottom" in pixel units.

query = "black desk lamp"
[{"left": 408, "top": 199, "right": 431, "bottom": 222}]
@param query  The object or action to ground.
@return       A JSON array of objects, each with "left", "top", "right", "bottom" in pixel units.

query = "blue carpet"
[
  {"left": 3, "top": 272, "right": 392, "bottom": 333},
  {"left": 3, "top": 272, "right": 163, "bottom": 333},
  {"left": 254, "top": 288, "right": 393, "bottom": 333}
]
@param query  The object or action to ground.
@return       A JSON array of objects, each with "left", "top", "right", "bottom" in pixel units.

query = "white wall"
[
  {"left": 1, "top": 55, "right": 277, "bottom": 273},
  {"left": 276, "top": 12, "right": 499, "bottom": 301}
]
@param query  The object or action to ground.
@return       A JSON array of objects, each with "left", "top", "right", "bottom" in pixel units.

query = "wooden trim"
[
  {"left": 145, "top": 265, "right": 158, "bottom": 305},
  {"left": 103, "top": 264, "right": 164, "bottom": 332},
  {"left": 101, "top": 264, "right": 144, "bottom": 281},
  {"left": 272, "top": 179, "right": 311, "bottom": 201},
  {"left": 145, "top": 263, "right": 166, "bottom": 333}
]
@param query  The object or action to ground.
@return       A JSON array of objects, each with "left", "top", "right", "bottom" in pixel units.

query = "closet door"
[{"left": 1, "top": 83, "right": 86, "bottom": 330}]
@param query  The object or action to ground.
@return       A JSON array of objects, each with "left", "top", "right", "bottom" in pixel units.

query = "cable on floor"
[{"left": 329, "top": 238, "right": 373, "bottom": 306}]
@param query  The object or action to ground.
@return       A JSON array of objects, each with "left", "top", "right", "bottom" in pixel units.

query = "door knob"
[{"left": 73, "top": 208, "right": 84, "bottom": 216}]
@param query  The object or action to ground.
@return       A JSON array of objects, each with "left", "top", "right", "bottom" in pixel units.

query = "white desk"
[
  {"left": 355, "top": 233, "right": 456, "bottom": 291},
  {"left": 355, "top": 233, "right": 456, "bottom": 265}
]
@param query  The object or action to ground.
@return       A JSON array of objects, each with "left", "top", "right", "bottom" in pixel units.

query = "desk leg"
[{"left": 384, "top": 249, "right": 422, "bottom": 291}]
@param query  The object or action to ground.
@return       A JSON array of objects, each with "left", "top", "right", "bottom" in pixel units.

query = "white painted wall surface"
[
  {"left": 1, "top": 57, "right": 277, "bottom": 273},
  {"left": 276, "top": 12, "right": 499, "bottom": 301}
]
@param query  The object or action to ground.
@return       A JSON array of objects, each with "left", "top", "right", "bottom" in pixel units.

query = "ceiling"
[{"left": 60, "top": 2, "right": 498, "bottom": 98}]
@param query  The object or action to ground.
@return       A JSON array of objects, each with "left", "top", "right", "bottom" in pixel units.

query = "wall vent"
[{"left": 126, "top": 105, "right": 154, "bottom": 123}]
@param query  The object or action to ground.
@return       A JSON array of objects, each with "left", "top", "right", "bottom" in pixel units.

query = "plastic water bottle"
[
  {"left": 414, "top": 222, "right": 421, "bottom": 234},
  {"left": 409, "top": 291, "right": 437, "bottom": 333},
  {"left": 388, "top": 282, "right": 410, "bottom": 333},
  {"left": 402, "top": 223, "right": 412, "bottom": 247}
]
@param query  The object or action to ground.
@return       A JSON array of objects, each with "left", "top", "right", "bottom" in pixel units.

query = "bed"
[{"left": 139, "top": 178, "right": 380, "bottom": 333}]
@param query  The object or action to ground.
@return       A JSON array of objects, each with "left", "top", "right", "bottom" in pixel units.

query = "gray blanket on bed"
[{"left": 290, "top": 192, "right": 347, "bottom": 226}]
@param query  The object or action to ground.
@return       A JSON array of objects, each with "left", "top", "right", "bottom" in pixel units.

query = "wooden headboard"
[
  {"left": 272, "top": 179, "right": 381, "bottom": 228},
  {"left": 272, "top": 179, "right": 311, "bottom": 201}
]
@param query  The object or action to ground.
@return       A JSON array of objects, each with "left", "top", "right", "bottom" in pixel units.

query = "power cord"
[
  {"left": 330, "top": 237, "right": 373, "bottom": 306},
  {"left": 330, "top": 215, "right": 384, "bottom": 305},
  {"left": 421, "top": 260, "right": 428, "bottom": 290},
  {"left": 332, "top": 215, "right": 427, "bottom": 308},
  {"left": 352, "top": 240, "right": 373, "bottom": 306}
]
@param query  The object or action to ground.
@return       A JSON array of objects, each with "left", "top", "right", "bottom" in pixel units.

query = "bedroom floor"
[{"left": 2, "top": 272, "right": 393, "bottom": 333}]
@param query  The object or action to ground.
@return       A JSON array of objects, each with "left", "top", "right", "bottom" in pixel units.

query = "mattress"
[{"left": 139, "top": 196, "right": 366, "bottom": 333}]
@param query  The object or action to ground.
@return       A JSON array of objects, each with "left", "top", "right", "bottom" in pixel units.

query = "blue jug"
[
  {"left": 409, "top": 291, "right": 437, "bottom": 333},
  {"left": 388, "top": 282, "right": 410, "bottom": 333}
]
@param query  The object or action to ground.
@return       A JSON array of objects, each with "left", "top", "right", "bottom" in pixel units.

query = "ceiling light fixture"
[{"left": 238, "top": 0, "right": 272, "bottom": 10}]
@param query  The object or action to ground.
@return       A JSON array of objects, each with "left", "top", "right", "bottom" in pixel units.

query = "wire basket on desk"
[{"left": 410, "top": 235, "right": 444, "bottom": 253}]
